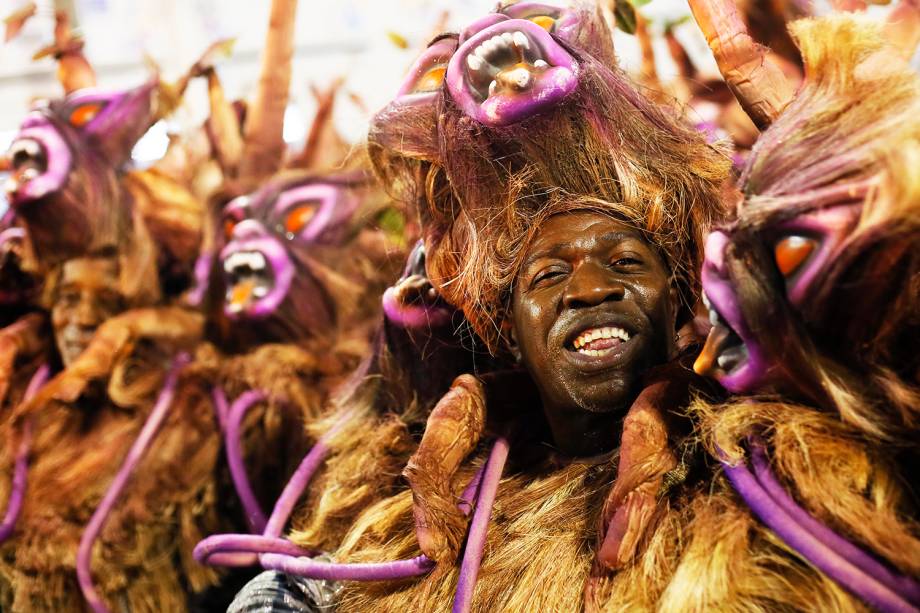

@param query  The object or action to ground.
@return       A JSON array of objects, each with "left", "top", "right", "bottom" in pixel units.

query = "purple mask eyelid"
[
  {"left": 273, "top": 183, "right": 357, "bottom": 243},
  {"left": 395, "top": 38, "right": 458, "bottom": 99},
  {"left": 774, "top": 203, "right": 861, "bottom": 306}
]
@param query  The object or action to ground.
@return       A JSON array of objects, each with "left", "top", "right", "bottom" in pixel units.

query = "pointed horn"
[
  {"left": 36, "top": 10, "right": 96, "bottom": 94},
  {"left": 290, "top": 77, "right": 346, "bottom": 170},
  {"left": 240, "top": 0, "right": 298, "bottom": 180},
  {"left": 3, "top": 1, "right": 36, "bottom": 43},
  {"left": 687, "top": 0, "right": 794, "bottom": 129}
]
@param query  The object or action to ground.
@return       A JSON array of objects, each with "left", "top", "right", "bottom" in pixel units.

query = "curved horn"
[
  {"left": 240, "top": 0, "right": 299, "bottom": 180},
  {"left": 687, "top": 0, "right": 794, "bottom": 130}
]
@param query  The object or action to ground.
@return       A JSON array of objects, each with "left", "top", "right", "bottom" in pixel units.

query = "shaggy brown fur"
[{"left": 0, "top": 349, "right": 227, "bottom": 612}]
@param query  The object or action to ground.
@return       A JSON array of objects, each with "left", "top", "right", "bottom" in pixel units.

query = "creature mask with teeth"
[
  {"left": 693, "top": 17, "right": 920, "bottom": 439},
  {"left": 3, "top": 79, "right": 159, "bottom": 265},
  {"left": 216, "top": 171, "right": 388, "bottom": 345}
]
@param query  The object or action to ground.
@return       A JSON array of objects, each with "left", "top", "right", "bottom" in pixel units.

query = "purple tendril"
[
  {"left": 77, "top": 353, "right": 190, "bottom": 613},
  {"left": 0, "top": 363, "right": 50, "bottom": 544},
  {"left": 452, "top": 436, "right": 509, "bottom": 613},
  {"left": 225, "top": 389, "right": 270, "bottom": 533},
  {"left": 722, "top": 439, "right": 920, "bottom": 613}
]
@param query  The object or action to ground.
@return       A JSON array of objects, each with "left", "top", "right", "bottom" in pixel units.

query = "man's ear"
[
  {"left": 667, "top": 284, "right": 681, "bottom": 358},
  {"left": 504, "top": 319, "right": 522, "bottom": 363}
]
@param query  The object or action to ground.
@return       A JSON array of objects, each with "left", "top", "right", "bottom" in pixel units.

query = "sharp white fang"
[
  {"left": 709, "top": 308, "right": 719, "bottom": 327},
  {"left": 513, "top": 31, "right": 529, "bottom": 49},
  {"left": 534, "top": 59, "right": 548, "bottom": 68},
  {"left": 501, "top": 32, "right": 514, "bottom": 45},
  {"left": 467, "top": 54, "right": 483, "bottom": 71},
  {"left": 253, "top": 286, "right": 268, "bottom": 298},
  {"left": 489, "top": 80, "right": 498, "bottom": 96}
]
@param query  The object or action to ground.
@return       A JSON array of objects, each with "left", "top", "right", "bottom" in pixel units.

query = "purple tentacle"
[
  {"left": 263, "top": 414, "right": 350, "bottom": 537},
  {"left": 211, "top": 386, "right": 229, "bottom": 431},
  {"left": 194, "top": 534, "right": 317, "bottom": 567},
  {"left": 259, "top": 552, "right": 436, "bottom": 581},
  {"left": 77, "top": 353, "right": 190, "bottom": 613},
  {"left": 257, "top": 442, "right": 502, "bottom": 584},
  {"left": 722, "top": 446, "right": 919, "bottom": 613},
  {"left": 194, "top": 414, "right": 348, "bottom": 567},
  {"left": 225, "top": 389, "right": 270, "bottom": 532},
  {"left": 747, "top": 440, "right": 920, "bottom": 606},
  {"left": 185, "top": 249, "right": 214, "bottom": 308},
  {"left": 0, "top": 363, "right": 50, "bottom": 544},
  {"left": 452, "top": 436, "right": 509, "bottom": 613}
]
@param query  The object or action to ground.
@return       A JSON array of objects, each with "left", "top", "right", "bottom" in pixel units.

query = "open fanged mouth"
[
  {"left": 448, "top": 20, "right": 578, "bottom": 126},
  {"left": 223, "top": 250, "right": 276, "bottom": 316},
  {"left": 696, "top": 292, "right": 749, "bottom": 376},
  {"left": 5, "top": 139, "right": 48, "bottom": 195},
  {"left": 465, "top": 29, "right": 549, "bottom": 101}
]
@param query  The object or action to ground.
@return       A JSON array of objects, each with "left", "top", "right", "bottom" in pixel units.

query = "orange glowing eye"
[
  {"left": 223, "top": 218, "right": 238, "bottom": 239},
  {"left": 414, "top": 66, "right": 446, "bottom": 93},
  {"left": 529, "top": 15, "right": 556, "bottom": 31},
  {"left": 69, "top": 103, "right": 104, "bottom": 127},
  {"left": 284, "top": 204, "right": 317, "bottom": 235},
  {"left": 774, "top": 235, "right": 816, "bottom": 277}
]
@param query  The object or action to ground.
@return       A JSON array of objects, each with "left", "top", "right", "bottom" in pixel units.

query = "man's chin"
[{"left": 562, "top": 370, "right": 635, "bottom": 414}]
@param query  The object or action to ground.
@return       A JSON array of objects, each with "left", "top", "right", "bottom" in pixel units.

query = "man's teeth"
[
  {"left": 709, "top": 306, "right": 720, "bottom": 327},
  {"left": 223, "top": 250, "right": 267, "bottom": 273},
  {"left": 572, "top": 326, "right": 630, "bottom": 351}
]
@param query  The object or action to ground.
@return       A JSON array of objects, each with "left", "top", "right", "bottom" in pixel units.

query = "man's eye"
[
  {"left": 532, "top": 269, "right": 566, "bottom": 287},
  {"left": 611, "top": 257, "right": 642, "bottom": 267}
]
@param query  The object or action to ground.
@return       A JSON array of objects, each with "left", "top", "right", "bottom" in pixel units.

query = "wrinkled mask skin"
[
  {"left": 51, "top": 255, "right": 126, "bottom": 368},
  {"left": 511, "top": 211, "right": 677, "bottom": 416},
  {"left": 695, "top": 188, "right": 867, "bottom": 395},
  {"left": 218, "top": 173, "right": 361, "bottom": 343},
  {"left": 3, "top": 80, "right": 157, "bottom": 264}
]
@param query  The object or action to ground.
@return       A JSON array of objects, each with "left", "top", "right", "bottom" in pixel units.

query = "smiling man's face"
[{"left": 511, "top": 211, "right": 677, "bottom": 419}]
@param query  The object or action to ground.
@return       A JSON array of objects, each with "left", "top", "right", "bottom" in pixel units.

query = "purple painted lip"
[
  {"left": 697, "top": 231, "right": 772, "bottom": 393},
  {"left": 4, "top": 119, "right": 72, "bottom": 204},
  {"left": 447, "top": 19, "right": 579, "bottom": 126},
  {"left": 220, "top": 234, "right": 294, "bottom": 320}
]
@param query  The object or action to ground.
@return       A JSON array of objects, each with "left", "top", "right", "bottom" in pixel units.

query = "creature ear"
[{"left": 79, "top": 78, "right": 159, "bottom": 167}]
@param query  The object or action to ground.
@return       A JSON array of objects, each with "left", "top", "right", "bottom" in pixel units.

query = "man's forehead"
[
  {"left": 60, "top": 256, "right": 120, "bottom": 283},
  {"left": 527, "top": 212, "right": 645, "bottom": 255}
]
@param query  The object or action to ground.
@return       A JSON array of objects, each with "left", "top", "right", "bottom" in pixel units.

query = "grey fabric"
[{"left": 227, "top": 565, "right": 341, "bottom": 613}]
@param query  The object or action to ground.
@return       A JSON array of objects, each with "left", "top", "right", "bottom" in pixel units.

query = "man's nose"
[
  {"left": 562, "top": 262, "right": 625, "bottom": 309},
  {"left": 74, "top": 295, "right": 101, "bottom": 326}
]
